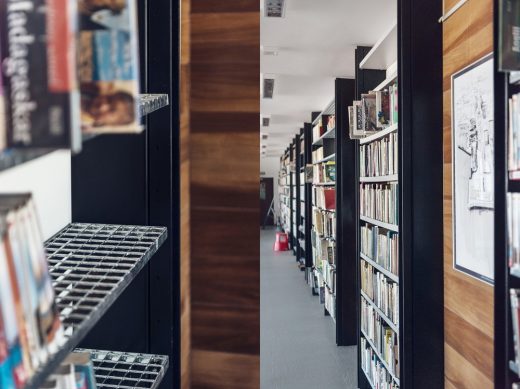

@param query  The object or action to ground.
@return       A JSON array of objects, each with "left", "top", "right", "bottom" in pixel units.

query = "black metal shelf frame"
[
  {"left": 24, "top": 223, "right": 167, "bottom": 389},
  {"left": 79, "top": 349, "right": 168, "bottom": 389}
]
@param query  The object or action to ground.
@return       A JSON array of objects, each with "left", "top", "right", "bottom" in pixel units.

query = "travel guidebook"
[
  {"left": 0, "top": 0, "right": 81, "bottom": 151},
  {"left": 78, "top": 0, "right": 141, "bottom": 133}
]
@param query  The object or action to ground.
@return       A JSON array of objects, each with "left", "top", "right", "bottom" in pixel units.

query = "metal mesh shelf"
[
  {"left": 76, "top": 349, "right": 168, "bottom": 389},
  {"left": 139, "top": 94, "right": 169, "bottom": 117},
  {"left": 24, "top": 223, "right": 167, "bottom": 389}
]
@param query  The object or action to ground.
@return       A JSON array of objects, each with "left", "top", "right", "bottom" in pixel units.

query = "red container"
[{"left": 274, "top": 231, "right": 289, "bottom": 251}]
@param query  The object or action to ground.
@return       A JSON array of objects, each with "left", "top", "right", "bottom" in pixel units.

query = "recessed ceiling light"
[{"left": 264, "top": 0, "right": 285, "bottom": 18}]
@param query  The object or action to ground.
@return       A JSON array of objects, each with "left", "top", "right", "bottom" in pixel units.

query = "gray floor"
[{"left": 260, "top": 227, "right": 357, "bottom": 389}]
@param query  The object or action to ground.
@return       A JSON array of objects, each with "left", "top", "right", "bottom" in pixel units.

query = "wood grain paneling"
[
  {"left": 442, "top": 0, "right": 494, "bottom": 387},
  {"left": 180, "top": 0, "right": 191, "bottom": 387},
  {"left": 181, "top": 1, "right": 260, "bottom": 388}
]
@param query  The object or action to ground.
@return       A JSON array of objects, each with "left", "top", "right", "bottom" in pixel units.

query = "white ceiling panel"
[{"left": 260, "top": 0, "right": 396, "bottom": 160}]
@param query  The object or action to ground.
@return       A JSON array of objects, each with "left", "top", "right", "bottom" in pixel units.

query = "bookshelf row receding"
[{"left": 25, "top": 223, "right": 168, "bottom": 389}]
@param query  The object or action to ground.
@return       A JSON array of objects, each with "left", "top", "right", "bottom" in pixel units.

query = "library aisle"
[{"left": 260, "top": 228, "right": 357, "bottom": 389}]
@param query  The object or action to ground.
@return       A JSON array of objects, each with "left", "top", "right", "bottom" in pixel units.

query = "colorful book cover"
[
  {"left": 0, "top": 237, "right": 26, "bottom": 388},
  {"left": 66, "top": 352, "right": 97, "bottom": 389},
  {"left": 78, "top": 0, "right": 141, "bottom": 133},
  {"left": 0, "top": 0, "right": 81, "bottom": 151},
  {"left": 361, "top": 93, "right": 378, "bottom": 133},
  {"left": 0, "top": 304, "right": 16, "bottom": 389},
  {"left": 23, "top": 199, "right": 63, "bottom": 354}
]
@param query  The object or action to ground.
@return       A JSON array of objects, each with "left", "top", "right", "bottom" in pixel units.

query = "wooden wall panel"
[
  {"left": 442, "top": 1, "right": 494, "bottom": 388},
  {"left": 181, "top": 1, "right": 260, "bottom": 388},
  {"left": 180, "top": 0, "right": 191, "bottom": 387}
]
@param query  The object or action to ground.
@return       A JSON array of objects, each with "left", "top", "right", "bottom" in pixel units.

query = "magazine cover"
[
  {"left": 78, "top": 0, "right": 141, "bottom": 133},
  {"left": 361, "top": 93, "right": 378, "bottom": 133},
  {"left": 0, "top": 0, "right": 81, "bottom": 151}
]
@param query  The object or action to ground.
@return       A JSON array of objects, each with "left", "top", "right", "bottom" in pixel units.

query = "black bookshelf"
[
  {"left": 303, "top": 123, "right": 314, "bottom": 272},
  {"left": 69, "top": 0, "right": 179, "bottom": 387},
  {"left": 494, "top": 0, "right": 518, "bottom": 385},
  {"left": 356, "top": 0, "right": 443, "bottom": 385},
  {"left": 335, "top": 78, "right": 358, "bottom": 346}
]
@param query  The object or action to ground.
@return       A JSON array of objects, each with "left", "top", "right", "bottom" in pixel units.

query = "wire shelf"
[
  {"left": 76, "top": 349, "right": 168, "bottom": 389},
  {"left": 139, "top": 94, "right": 169, "bottom": 117},
  {"left": 24, "top": 223, "right": 167, "bottom": 389}
]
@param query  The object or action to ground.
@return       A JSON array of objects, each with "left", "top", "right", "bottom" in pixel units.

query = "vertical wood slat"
[
  {"left": 182, "top": 1, "right": 260, "bottom": 388},
  {"left": 442, "top": 0, "right": 494, "bottom": 387}
]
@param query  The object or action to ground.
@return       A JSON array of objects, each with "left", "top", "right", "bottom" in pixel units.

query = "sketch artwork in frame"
[{"left": 451, "top": 52, "right": 494, "bottom": 285}]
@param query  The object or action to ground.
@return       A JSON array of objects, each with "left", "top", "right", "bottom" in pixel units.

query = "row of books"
[
  {"left": 508, "top": 193, "right": 520, "bottom": 270},
  {"left": 313, "top": 209, "right": 336, "bottom": 238},
  {"left": 324, "top": 285, "right": 336, "bottom": 320},
  {"left": 0, "top": 194, "right": 64, "bottom": 389},
  {"left": 509, "top": 93, "right": 520, "bottom": 179},
  {"left": 313, "top": 162, "right": 336, "bottom": 184},
  {"left": 319, "top": 260, "right": 336, "bottom": 295},
  {"left": 311, "top": 235, "right": 335, "bottom": 267},
  {"left": 312, "top": 147, "right": 325, "bottom": 162},
  {"left": 361, "top": 260, "right": 399, "bottom": 326},
  {"left": 510, "top": 289, "right": 520, "bottom": 378},
  {"left": 348, "top": 83, "right": 398, "bottom": 139},
  {"left": 360, "top": 225, "right": 399, "bottom": 277},
  {"left": 42, "top": 352, "right": 97, "bottom": 389},
  {"left": 360, "top": 133, "right": 398, "bottom": 177},
  {"left": 0, "top": 0, "right": 142, "bottom": 153},
  {"left": 360, "top": 183, "right": 399, "bottom": 225},
  {"left": 361, "top": 315, "right": 399, "bottom": 379},
  {"left": 313, "top": 187, "right": 336, "bottom": 211},
  {"left": 312, "top": 115, "right": 334, "bottom": 143},
  {"left": 360, "top": 337, "right": 399, "bottom": 389}
]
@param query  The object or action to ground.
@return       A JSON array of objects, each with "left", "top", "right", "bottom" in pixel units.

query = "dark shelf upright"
[
  {"left": 398, "top": 0, "right": 444, "bottom": 387},
  {"left": 295, "top": 133, "right": 302, "bottom": 262},
  {"left": 494, "top": 0, "right": 518, "bottom": 386},
  {"left": 335, "top": 78, "right": 358, "bottom": 346},
  {"left": 304, "top": 123, "right": 313, "bottom": 270}
]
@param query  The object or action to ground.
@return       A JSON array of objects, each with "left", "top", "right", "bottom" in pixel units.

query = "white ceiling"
[{"left": 260, "top": 0, "right": 396, "bottom": 158}]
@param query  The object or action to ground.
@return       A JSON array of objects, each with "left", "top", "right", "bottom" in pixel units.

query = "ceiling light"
[
  {"left": 263, "top": 78, "right": 275, "bottom": 99},
  {"left": 264, "top": 0, "right": 285, "bottom": 18}
]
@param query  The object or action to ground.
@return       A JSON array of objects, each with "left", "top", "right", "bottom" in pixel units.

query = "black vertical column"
[
  {"left": 335, "top": 78, "right": 357, "bottom": 346},
  {"left": 399, "top": 0, "right": 443, "bottom": 387},
  {"left": 146, "top": 0, "right": 178, "bottom": 387},
  {"left": 295, "top": 134, "right": 301, "bottom": 261},
  {"left": 304, "top": 123, "right": 313, "bottom": 268}
]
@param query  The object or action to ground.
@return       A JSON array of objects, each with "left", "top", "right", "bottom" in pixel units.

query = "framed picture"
[{"left": 451, "top": 53, "right": 494, "bottom": 285}]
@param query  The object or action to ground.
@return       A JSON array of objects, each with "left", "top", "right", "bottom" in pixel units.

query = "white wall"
[
  {"left": 260, "top": 156, "right": 280, "bottom": 221},
  {"left": 0, "top": 151, "right": 71, "bottom": 240}
]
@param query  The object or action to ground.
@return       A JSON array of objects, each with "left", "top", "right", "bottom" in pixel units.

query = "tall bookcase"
[
  {"left": 357, "top": 0, "right": 443, "bottom": 383},
  {"left": 308, "top": 78, "right": 358, "bottom": 345},
  {"left": 494, "top": 0, "right": 520, "bottom": 386}
]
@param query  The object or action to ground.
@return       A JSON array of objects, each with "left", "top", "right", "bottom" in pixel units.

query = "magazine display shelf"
[
  {"left": 77, "top": 349, "right": 168, "bottom": 389},
  {"left": 0, "top": 94, "right": 170, "bottom": 173},
  {"left": 24, "top": 223, "right": 168, "bottom": 389}
]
